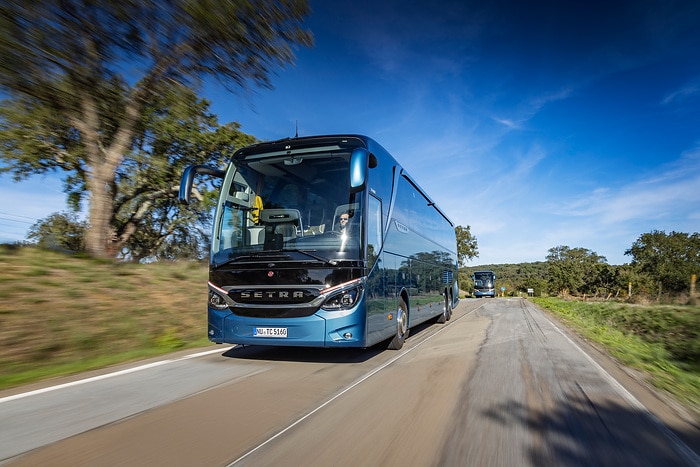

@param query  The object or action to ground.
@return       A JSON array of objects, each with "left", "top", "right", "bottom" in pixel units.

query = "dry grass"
[{"left": 0, "top": 245, "right": 211, "bottom": 389}]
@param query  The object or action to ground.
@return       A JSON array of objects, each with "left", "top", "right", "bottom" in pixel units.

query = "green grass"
[
  {"left": 0, "top": 245, "right": 212, "bottom": 390},
  {"left": 532, "top": 297, "right": 700, "bottom": 414}
]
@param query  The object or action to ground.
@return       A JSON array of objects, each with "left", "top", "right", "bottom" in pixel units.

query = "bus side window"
[{"left": 368, "top": 194, "right": 382, "bottom": 266}]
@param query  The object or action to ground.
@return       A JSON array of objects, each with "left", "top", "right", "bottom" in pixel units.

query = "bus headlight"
[
  {"left": 208, "top": 290, "right": 229, "bottom": 310},
  {"left": 321, "top": 285, "right": 362, "bottom": 311}
]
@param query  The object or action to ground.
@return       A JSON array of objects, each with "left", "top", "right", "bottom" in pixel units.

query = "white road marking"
[
  {"left": 0, "top": 346, "right": 235, "bottom": 404},
  {"left": 227, "top": 303, "right": 484, "bottom": 466},
  {"left": 532, "top": 302, "right": 700, "bottom": 467}
]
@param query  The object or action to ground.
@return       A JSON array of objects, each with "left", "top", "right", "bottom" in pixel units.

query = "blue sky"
[{"left": 2, "top": 0, "right": 700, "bottom": 265}]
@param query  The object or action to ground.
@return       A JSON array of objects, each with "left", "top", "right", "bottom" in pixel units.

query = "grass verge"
[
  {"left": 0, "top": 245, "right": 212, "bottom": 390},
  {"left": 531, "top": 297, "right": 700, "bottom": 415}
]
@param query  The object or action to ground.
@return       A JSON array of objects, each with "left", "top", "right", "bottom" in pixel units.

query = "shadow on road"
[
  {"left": 221, "top": 345, "right": 383, "bottom": 364},
  {"left": 440, "top": 395, "right": 698, "bottom": 467},
  {"left": 220, "top": 315, "right": 443, "bottom": 364}
]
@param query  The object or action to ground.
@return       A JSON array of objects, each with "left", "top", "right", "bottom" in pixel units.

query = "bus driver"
[{"left": 337, "top": 211, "right": 351, "bottom": 234}]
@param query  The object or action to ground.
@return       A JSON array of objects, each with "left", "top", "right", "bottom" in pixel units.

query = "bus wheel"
[
  {"left": 446, "top": 295, "right": 452, "bottom": 321},
  {"left": 388, "top": 297, "right": 409, "bottom": 350},
  {"left": 438, "top": 293, "right": 449, "bottom": 323},
  {"left": 437, "top": 294, "right": 450, "bottom": 324}
]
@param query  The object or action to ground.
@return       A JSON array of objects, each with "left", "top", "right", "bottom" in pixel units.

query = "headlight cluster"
[
  {"left": 321, "top": 285, "right": 362, "bottom": 311},
  {"left": 208, "top": 289, "right": 229, "bottom": 310}
]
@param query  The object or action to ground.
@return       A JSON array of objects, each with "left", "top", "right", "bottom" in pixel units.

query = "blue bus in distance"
[
  {"left": 179, "top": 135, "right": 459, "bottom": 349},
  {"left": 472, "top": 270, "right": 496, "bottom": 298}
]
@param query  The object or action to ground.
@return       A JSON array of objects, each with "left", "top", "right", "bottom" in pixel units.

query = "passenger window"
[{"left": 368, "top": 195, "right": 382, "bottom": 260}]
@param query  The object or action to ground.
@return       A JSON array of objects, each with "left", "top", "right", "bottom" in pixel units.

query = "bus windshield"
[
  {"left": 211, "top": 141, "right": 364, "bottom": 266},
  {"left": 473, "top": 272, "right": 494, "bottom": 287}
]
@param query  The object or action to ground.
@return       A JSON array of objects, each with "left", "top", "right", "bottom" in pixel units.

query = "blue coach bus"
[
  {"left": 179, "top": 135, "right": 459, "bottom": 349},
  {"left": 472, "top": 270, "right": 496, "bottom": 298}
]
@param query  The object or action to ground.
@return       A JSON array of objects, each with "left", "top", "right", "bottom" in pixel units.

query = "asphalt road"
[{"left": 1, "top": 298, "right": 699, "bottom": 466}]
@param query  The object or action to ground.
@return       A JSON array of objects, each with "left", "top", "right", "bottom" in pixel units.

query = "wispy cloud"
[
  {"left": 491, "top": 86, "right": 574, "bottom": 130},
  {"left": 548, "top": 146, "right": 700, "bottom": 226},
  {"left": 661, "top": 78, "right": 700, "bottom": 105},
  {"left": 491, "top": 117, "right": 522, "bottom": 130},
  {"left": 527, "top": 87, "right": 574, "bottom": 112}
]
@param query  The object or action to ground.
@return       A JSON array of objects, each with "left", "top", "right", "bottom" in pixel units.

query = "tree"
[
  {"left": 114, "top": 85, "right": 257, "bottom": 261},
  {"left": 27, "top": 211, "right": 87, "bottom": 251},
  {"left": 615, "top": 264, "right": 655, "bottom": 298},
  {"left": 546, "top": 245, "right": 607, "bottom": 296},
  {"left": 0, "top": 0, "right": 313, "bottom": 258},
  {"left": 12, "top": 86, "right": 252, "bottom": 260},
  {"left": 625, "top": 230, "right": 700, "bottom": 295},
  {"left": 455, "top": 225, "right": 478, "bottom": 266}
]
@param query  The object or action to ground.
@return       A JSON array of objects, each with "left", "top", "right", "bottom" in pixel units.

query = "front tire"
[{"left": 388, "top": 297, "right": 409, "bottom": 350}]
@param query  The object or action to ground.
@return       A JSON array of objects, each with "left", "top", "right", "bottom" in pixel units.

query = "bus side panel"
[
  {"left": 365, "top": 249, "right": 391, "bottom": 347},
  {"left": 381, "top": 171, "right": 459, "bottom": 329},
  {"left": 365, "top": 250, "right": 410, "bottom": 347},
  {"left": 409, "top": 257, "right": 448, "bottom": 325},
  {"left": 382, "top": 228, "right": 452, "bottom": 326}
]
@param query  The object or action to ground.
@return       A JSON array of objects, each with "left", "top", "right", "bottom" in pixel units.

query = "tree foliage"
[
  {"left": 455, "top": 224, "right": 478, "bottom": 266},
  {"left": 0, "top": 0, "right": 313, "bottom": 258},
  {"left": 22, "top": 86, "right": 257, "bottom": 260},
  {"left": 625, "top": 230, "right": 700, "bottom": 295},
  {"left": 460, "top": 230, "right": 699, "bottom": 301},
  {"left": 27, "top": 212, "right": 87, "bottom": 252},
  {"left": 546, "top": 245, "right": 607, "bottom": 296},
  {"left": 117, "top": 86, "right": 258, "bottom": 261}
]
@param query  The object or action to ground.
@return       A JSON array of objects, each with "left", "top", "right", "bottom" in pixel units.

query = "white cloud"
[{"left": 553, "top": 147, "right": 700, "bottom": 225}]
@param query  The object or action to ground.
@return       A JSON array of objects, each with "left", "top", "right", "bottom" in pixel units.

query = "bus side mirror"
[
  {"left": 179, "top": 164, "right": 226, "bottom": 204},
  {"left": 349, "top": 148, "right": 377, "bottom": 193}
]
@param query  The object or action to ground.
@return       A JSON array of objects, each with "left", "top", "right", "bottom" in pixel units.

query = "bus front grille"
[{"left": 233, "top": 306, "right": 318, "bottom": 318}]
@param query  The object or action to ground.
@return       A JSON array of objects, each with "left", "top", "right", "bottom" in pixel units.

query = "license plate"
[{"left": 254, "top": 327, "right": 288, "bottom": 338}]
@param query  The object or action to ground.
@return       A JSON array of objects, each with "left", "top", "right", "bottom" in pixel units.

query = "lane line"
[
  {"left": 227, "top": 302, "right": 484, "bottom": 466},
  {"left": 0, "top": 346, "right": 235, "bottom": 404},
  {"left": 528, "top": 301, "right": 700, "bottom": 466}
]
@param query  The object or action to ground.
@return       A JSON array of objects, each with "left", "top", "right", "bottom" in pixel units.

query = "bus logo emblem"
[{"left": 394, "top": 220, "right": 409, "bottom": 233}]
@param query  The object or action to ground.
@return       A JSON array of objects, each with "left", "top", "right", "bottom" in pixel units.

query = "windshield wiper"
[
  {"left": 289, "top": 249, "right": 338, "bottom": 266},
  {"left": 214, "top": 251, "right": 292, "bottom": 267}
]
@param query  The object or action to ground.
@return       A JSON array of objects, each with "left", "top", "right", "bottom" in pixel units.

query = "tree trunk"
[
  {"left": 84, "top": 165, "right": 116, "bottom": 258},
  {"left": 79, "top": 88, "right": 142, "bottom": 259}
]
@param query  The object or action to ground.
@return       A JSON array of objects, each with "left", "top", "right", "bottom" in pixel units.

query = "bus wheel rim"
[{"left": 397, "top": 308, "right": 407, "bottom": 336}]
